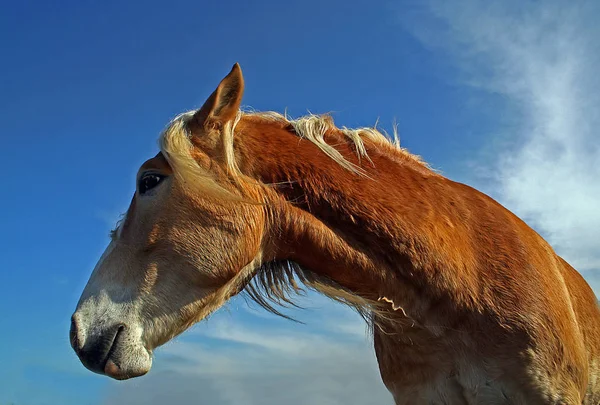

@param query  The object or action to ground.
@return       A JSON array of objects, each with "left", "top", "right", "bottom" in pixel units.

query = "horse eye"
[{"left": 138, "top": 173, "right": 165, "bottom": 195}]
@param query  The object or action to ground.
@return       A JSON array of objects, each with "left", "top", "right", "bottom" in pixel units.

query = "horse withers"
[{"left": 70, "top": 63, "right": 600, "bottom": 404}]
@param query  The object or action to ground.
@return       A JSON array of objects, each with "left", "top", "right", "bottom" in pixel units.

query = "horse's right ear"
[{"left": 193, "top": 63, "right": 245, "bottom": 130}]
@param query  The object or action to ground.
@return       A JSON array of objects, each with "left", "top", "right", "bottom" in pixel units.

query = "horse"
[{"left": 70, "top": 63, "right": 600, "bottom": 404}]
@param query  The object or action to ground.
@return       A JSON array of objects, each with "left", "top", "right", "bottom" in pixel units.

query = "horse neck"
[{"left": 236, "top": 117, "right": 463, "bottom": 319}]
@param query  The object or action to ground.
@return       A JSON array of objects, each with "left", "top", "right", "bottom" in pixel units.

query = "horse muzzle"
[{"left": 70, "top": 313, "right": 152, "bottom": 380}]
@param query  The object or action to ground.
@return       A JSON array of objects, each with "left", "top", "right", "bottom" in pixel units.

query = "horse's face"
[{"left": 70, "top": 64, "right": 265, "bottom": 380}]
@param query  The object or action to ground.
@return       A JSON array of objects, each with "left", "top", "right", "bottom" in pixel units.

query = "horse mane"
[
  {"left": 242, "top": 110, "right": 430, "bottom": 173},
  {"left": 160, "top": 109, "right": 430, "bottom": 183},
  {"left": 157, "top": 109, "right": 430, "bottom": 324}
]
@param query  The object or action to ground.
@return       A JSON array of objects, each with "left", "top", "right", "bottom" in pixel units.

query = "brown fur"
[
  {"left": 227, "top": 113, "right": 600, "bottom": 403},
  {"left": 75, "top": 63, "right": 600, "bottom": 403}
]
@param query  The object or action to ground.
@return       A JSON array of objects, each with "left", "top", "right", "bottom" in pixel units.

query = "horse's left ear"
[{"left": 193, "top": 63, "right": 245, "bottom": 129}]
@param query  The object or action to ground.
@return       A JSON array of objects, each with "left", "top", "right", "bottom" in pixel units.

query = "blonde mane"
[
  {"left": 159, "top": 109, "right": 428, "bottom": 188},
  {"left": 156, "top": 109, "right": 429, "bottom": 324}
]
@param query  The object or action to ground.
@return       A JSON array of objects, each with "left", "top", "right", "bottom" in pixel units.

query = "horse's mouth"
[
  {"left": 70, "top": 316, "right": 152, "bottom": 380},
  {"left": 99, "top": 339, "right": 152, "bottom": 380},
  {"left": 103, "top": 357, "right": 150, "bottom": 380}
]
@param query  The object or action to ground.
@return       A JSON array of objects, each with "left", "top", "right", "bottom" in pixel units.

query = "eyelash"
[{"left": 138, "top": 173, "right": 166, "bottom": 195}]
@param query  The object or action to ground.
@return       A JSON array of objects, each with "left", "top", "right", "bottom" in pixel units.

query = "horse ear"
[{"left": 193, "top": 63, "right": 244, "bottom": 129}]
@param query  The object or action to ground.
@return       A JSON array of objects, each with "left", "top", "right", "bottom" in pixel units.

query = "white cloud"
[
  {"left": 104, "top": 299, "right": 393, "bottom": 405},
  {"left": 402, "top": 0, "right": 600, "bottom": 273},
  {"left": 103, "top": 4, "right": 600, "bottom": 404}
]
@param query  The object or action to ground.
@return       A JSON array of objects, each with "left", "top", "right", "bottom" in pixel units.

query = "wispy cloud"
[
  {"left": 104, "top": 299, "right": 392, "bottom": 405},
  {"left": 402, "top": 0, "right": 600, "bottom": 273},
  {"left": 104, "top": 4, "right": 600, "bottom": 404}
]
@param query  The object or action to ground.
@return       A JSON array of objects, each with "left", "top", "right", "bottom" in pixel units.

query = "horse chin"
[{"left": 103, "top": 342, "right": 153, "bottom": 380}]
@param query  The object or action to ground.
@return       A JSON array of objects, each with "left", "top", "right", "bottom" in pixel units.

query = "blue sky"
[{"left": 2, "top": 1, "right": 599, "bottom": 404}]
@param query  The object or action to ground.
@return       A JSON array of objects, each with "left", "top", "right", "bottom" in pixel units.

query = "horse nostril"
[
  {"left": 113, "top": 324, "right": 126, "bottom": 348},
  {"left": 73, "top": 321, "right": 127, "bottom": 374}
]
